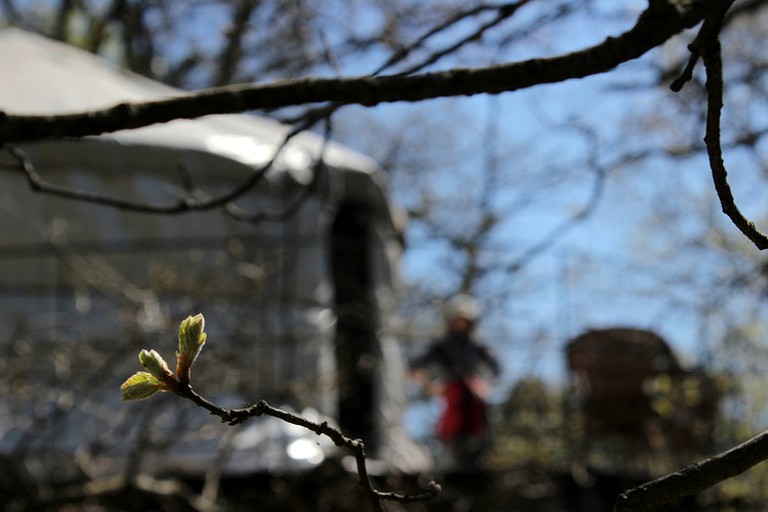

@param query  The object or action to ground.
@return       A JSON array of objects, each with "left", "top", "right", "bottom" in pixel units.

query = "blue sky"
[{"left": 334, "top": 14, "right": 757, "bottom": 398}]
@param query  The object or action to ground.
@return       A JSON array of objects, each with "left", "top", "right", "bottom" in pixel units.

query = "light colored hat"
[{"left": 445, "top": 294, "right": 480, "bottom": 322}]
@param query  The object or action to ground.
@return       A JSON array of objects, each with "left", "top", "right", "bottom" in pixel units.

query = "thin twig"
[
  {"left": 224, "top": 117, "right": 331, "bottom": 223},
  {"left": 172, "top": 384, "right": 439, "bottom": 511},
  {"left": 6, "top": 118, "right": 315, "bottom": 220},
  {"left": 669, "top": 0, "right": 768, "bottom": 249},
  {"left": 377, "top": 1, "right": 532, "bottom": 77},
  {"left": 670, "top": 0, "right": 735, "bottom": 92},
  {"left": 372, "top": 2, "right": 527, "bottom": 75},
  {"left": 699, "top": 17, "right": 768, "bottom": 249}
]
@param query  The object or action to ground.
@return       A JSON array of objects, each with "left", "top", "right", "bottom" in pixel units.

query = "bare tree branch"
[
  {"left": 173, "top": 385, "right": 439, "bottom": 512},
  {"left": 695, "top": 3, "right": 768, "bottom": 249},
  {"left": 374, "top": 0, "right": 534, "bottom": 76},
  {"left": 614, "top": 428, "right": 768, "bottom": 511},
  {"left": 0, "top": 0, "right": 709, "bottom": 144},
  {"left": 5, "top": 119, "right": 315, "bottom": 218},
  {"left": 701, "top": 44, "right": 768, "bottom": 248},
  {"left": 213, "top": 0, "right": 258, "bottom": 86}
]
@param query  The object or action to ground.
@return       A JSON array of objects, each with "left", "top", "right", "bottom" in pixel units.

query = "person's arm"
[{"left": 478, "top": 343, "right": 501, "bottom": 378}]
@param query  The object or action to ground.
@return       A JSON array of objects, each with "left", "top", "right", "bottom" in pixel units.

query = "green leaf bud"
[
  {"left": 178, "top": 314, "right": 206, "bottom": 364},
  {"left": 176, "top": 313, "right": 207, "bottom": 384},
  {"left": 139, "top": 349, "right": 171, "bottom": 381},
  {"left": 120, "top": 372, "right": 163, "bottom": 400}
]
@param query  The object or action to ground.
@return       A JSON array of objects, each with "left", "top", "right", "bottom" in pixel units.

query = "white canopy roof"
[{"left": 0, "top": 27, "right": 378, "bottom": 179}]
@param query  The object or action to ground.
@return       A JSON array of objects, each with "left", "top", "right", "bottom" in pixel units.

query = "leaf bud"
[
  {"left": 139, "top": 349, "right": 172, "bottom": 381},
  {"left": 120, "top": 372, "right": 163, "bottom": 400},
  {"left": 176, "top": 313, "right": 207, "bottom": 384}
]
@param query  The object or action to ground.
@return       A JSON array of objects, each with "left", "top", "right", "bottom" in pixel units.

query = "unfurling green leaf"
[
  {"left": 178, "top": 314, "right": 206, "bottom": 364},
  {"left": 176, "top": 313, "right": 207, "bottom": 384},
  {"left": 139, "top": 349, "right": 172, "bottom": 381},
  {"left": 120, "top": 371, "right": 164, "bottom": 400}
]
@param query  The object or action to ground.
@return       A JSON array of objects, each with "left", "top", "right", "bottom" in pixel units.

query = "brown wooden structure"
[{"left": 565, "top": 328, "right": 720, "bottom": 458}]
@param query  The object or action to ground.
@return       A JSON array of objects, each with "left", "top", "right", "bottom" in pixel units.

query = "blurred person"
[{"left": 410, "top": 294, "right": 501, "bottom": 469}]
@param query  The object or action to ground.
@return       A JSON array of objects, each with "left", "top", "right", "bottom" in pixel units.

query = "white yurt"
[{"left": 0, "top": 28, "right": 428, "bottom": 479}]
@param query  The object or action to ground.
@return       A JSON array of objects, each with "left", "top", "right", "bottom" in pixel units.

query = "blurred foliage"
[
  {"left": 484, "top": 373, "right": 768, "bottom": 509},
  {"left": 488, "top": 377, "right": 568, "bottom": 470}
]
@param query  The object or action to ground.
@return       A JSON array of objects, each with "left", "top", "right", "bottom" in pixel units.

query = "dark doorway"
[{"left": 331, "top": 202, "right": 377, "bottom": 451}]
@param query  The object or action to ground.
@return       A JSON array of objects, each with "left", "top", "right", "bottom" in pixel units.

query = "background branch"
[{"left": 6, "top": 120, "right": 320, "bottom": 220}]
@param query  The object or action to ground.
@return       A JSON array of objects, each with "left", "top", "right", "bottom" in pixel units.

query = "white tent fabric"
[
  {"left": 0, "top": 27, "right": 377, "bottom": 176},
  {"left": 0, "top": 28, "right": 429, "bottom": 475}
]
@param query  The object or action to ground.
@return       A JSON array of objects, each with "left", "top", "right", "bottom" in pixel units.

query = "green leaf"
[
  {"left": 178, "top": 313, "right": 207, "bottom": 367},
  {"left": 139, "top": 349, "right": 171, "bottom": 381},
  {"left": 120, "top": 372, "right": 163, "bottom": 401},
  {"left": 176, "top": 314, "right": 207, "bottom": 384}
]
